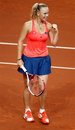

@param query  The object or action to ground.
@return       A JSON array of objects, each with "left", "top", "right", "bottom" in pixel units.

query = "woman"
[{"left": 17, "top": 3, "right": 58, "bottom": 124}]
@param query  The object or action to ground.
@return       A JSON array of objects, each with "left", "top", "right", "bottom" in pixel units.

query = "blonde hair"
[{"left": 31, "top": 3, "right": 48, "bottom": 19}]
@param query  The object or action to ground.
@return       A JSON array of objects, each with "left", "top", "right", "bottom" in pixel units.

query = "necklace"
[
  {"left": 38, "top": 23, "right": 45, "bottom": 31},
  {"left": 35, "top": 19, "right": 45, "bottom": 32},
  {"left": 39, "top": 24, "right": 42, "bottom": 30}
]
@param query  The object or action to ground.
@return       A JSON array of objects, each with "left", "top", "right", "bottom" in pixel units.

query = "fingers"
[{"left": 52, "top": 24, "right": 58, "bottom": 31}]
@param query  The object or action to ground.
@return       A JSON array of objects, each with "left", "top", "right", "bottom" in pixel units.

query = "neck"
[{"left": 35, "top": 17, "right": 46, "bottom": 25}]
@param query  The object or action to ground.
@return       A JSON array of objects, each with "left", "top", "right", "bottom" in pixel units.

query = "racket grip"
[
  {"left": 20, "top": 65, "right": 27, "bottom": 72},
  {"left": 20, "top": 65, "right": 29, "bottom": 86}
]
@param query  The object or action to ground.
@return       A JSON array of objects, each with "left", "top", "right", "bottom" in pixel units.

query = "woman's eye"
[
  {"left": 44, "top": 13, "right": 48, "bottom": 15},
  {"left": 44, "top": 13, "right": 49, "bottom": 16}
]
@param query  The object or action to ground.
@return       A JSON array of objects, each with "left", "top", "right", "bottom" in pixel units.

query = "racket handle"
[
  {"left": 20, "top": 65, "right": 29, "bottom": 86},
  {"left": 20, "top": 65, "right": 27, "bottom": 72}
]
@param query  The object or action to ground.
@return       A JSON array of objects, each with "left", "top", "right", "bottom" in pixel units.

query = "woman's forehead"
[{"left": 40, "top": 7, "right": 49, "bottom": 13}]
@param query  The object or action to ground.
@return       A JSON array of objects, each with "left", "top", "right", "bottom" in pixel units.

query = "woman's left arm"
[{"left": 48, "top": 23, "right": 59, "bottom": 46}]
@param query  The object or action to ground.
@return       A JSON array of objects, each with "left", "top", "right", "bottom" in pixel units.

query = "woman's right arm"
[{"left": 17, "top": 22, "right": 29, "bottom": 67}]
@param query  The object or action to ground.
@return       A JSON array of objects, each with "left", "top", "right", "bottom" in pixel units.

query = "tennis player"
[{"left": 17, "top": 3, "right": 58, "bottom": 124}]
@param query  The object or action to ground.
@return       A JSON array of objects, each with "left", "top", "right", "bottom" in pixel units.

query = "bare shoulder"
[
  {"left": 23, "top": 20, "right": 32, "bottom": 30},
  {"left": 46, "top": 22, "right": 52, "bottom": 31}
]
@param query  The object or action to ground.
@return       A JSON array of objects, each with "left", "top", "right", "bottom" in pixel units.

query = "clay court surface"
[{"left": 0, "top": 0, "right": 75, "bottom": 130}]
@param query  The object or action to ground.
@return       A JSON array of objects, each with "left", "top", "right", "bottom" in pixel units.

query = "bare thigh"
[
  {"left": 39, "top": 75, "right": 49, "bottom": 86},
  {"left": 23, "top": 74, "right": 27, "bottom": 88}
]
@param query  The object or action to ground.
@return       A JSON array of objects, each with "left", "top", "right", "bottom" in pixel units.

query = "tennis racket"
[{"left": 20, "top": 65, "right": 45, "bottom": 97}]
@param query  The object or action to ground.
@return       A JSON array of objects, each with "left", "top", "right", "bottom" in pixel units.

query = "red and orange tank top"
[{"left": 23, "top": 20, "right": 49, "bottom": 57}]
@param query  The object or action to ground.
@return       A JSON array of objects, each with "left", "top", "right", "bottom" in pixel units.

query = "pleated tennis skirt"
[{"left": 18, "top": 54, "right": 51, "bottom": 75}]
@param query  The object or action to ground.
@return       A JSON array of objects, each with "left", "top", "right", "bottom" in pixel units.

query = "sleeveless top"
[{"left": 23, "top": 20, "right": 49, "bottom": 57}]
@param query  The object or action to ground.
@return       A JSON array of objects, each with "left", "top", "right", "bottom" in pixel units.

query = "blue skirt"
[{"left": 18, "top": 54, "right": 51, "bottom": 75}]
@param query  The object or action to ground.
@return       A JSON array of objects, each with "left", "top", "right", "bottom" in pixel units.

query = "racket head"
[
  {"left": 27, "top": 75, "right": 45, "bottom": 97},
  {"left": 20, "top": 65, "right": 45, "bottom": 97}
]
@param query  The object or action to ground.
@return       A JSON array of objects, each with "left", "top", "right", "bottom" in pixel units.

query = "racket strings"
[{"left": 29, "top": 76, "right": 45, "bottom": 96}]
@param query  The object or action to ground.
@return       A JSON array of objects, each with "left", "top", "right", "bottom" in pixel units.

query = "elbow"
[
  {"left": 18, "top": 40, "right": 23, "bottom": 45},
  {"left": 51, "top": 42, "right": 57, "bottom": 46},
  {"left": 51, "top": 38, "right": 58, "bottom": 46}
]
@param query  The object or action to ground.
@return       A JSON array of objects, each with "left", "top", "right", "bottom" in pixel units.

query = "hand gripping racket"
[{"left": 20, "top": 65, "right": 45, "bottom": 97}]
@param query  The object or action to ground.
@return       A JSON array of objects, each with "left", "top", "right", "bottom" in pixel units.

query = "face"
[{"left": 38, "top": 7, "right": 49, "bottom": 22}]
